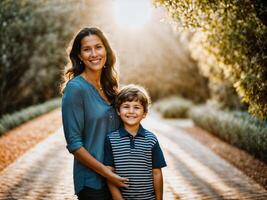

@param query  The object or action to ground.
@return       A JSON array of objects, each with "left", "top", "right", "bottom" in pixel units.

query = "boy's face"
[{"left": 118, "top": 100, "right": 147, "bottom": 128}]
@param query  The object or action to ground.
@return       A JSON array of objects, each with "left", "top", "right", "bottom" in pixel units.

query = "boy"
[{"left": 104, "top": 84, "right": 167, "bottom": 200}]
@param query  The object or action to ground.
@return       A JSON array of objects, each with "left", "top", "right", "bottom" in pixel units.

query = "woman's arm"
[
  {"left": 106, "top": 166, "right": 124, "bottom": 200},
  {"left": 153, "top": 168, "right": 163, "bottom": 200},
  {"left": 62, "top": 83, "right": 128, "bottom": 187},
  {"left": 73, "top": 147, "right": 128, "bottom": 187},
  {"left": 62, "top": 83, "right": 128, "bottom": 188}
]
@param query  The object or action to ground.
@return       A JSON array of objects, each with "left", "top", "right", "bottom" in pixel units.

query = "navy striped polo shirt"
[{"left": 104, "top": 125, "right": 167, "bottom": 200}]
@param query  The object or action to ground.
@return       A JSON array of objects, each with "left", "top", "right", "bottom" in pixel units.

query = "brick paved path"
[
  {"left": 0, "top": 128, "right": 76, "bottom": 200},
  {"left": 0, "top": 115, "right": 267, "bottom": 200}
]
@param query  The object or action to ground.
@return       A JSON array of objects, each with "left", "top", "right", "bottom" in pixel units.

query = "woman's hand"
[
  {"left": 105, "top": 167, "right": 129, "bottom": 188},
  {"left": 72, "top": 147, "right": 129, "bottom": 187}
]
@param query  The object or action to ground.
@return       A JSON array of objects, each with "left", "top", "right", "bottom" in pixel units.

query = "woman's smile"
[
  {"left": 79, "top": 35, "right": 107, "bottom": 72},
  {"left": 89, "top": 58, "right": 102, "bottom": 65}
]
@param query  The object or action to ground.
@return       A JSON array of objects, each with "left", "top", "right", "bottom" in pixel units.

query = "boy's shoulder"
[
  {"left": 142, "top": 127, "right": 158, "bottom": 141},
  {"left": 106, "top": 129, "right": 120, "bottom": 138}
]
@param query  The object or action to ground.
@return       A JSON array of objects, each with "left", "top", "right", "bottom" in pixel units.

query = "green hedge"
[
  {"left": 0, "top": 98, "right": 61, "bottom": 136},
  {"left": 189, "top": 105, "right": 267, "bottom": 162},
  {"left": 154, "top": 96, "right": 194, "bottom": 118}
]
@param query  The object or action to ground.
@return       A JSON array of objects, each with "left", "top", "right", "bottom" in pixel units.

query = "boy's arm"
[
  {"left": 151, "top": 139, "right": 167, "bottom": 200},
  {"left": 107, "top": 166, "right": 124, "bottom": 200},
  {"left": 153, "top": 168, "right": 163, "bottom": 200}
]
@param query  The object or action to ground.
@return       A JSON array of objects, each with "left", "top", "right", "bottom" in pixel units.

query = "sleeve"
[
  {"left": 103, "top": 136, "right": 115, "bottom": 167},
  {"left": 152, "top": 139, "right": 167, "bottom": 169},
  {"left": 61, "top": 82, "right": 84, "bottom": 153}
]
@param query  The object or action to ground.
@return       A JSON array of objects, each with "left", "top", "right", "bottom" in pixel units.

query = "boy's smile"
[{"left": 118, "top": 100, "right": 146, "bottom": 134}]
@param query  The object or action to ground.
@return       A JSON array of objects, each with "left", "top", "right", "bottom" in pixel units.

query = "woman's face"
[{"left": 79, "top": 35, "right": 107, "bottom": 73}]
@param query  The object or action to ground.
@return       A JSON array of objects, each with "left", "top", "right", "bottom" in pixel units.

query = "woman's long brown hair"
[{"left": 61, "top": 27, "right": 118, "bottom": 103}]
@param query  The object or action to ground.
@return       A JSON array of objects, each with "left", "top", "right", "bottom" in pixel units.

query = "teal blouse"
[{"left": 61, "top": 75, "right": 120, "bottom": 194}]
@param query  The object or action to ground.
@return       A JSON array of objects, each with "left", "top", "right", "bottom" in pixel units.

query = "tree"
[
  {"left": 154, "top": 0, "right": 267, "bottom": 119},
  {"left": 0, "top": 0, "right": 82, "bottom": 116}
]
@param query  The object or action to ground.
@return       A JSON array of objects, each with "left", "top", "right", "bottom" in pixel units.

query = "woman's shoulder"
[
  {"left": 66, "top": 76, "right": 92, "bottom": 89},
  {"left": 64, "top": 76, "right": 88, "bottom": 94},
  {"left": 66, "top": 75, "right": 81, "bottom": 86}
]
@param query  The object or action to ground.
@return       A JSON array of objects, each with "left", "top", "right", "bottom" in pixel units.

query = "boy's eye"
[{"left": 134, "top": 106, "right": 141, "bottom": 109}]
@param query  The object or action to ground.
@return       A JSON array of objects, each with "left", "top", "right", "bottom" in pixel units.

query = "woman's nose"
[{"left": 91, "top": 48, "right": 97, "bottom": 57}]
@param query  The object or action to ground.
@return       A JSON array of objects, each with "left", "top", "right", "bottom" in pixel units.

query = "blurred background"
[
  {"left": 0, "top": 0, "right": 209, "bottom": 116},
  {"left": 1, "top": 0, "right": 266, "bottom": 125}
]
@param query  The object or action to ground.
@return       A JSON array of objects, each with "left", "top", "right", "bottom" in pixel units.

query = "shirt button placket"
[{"left": 130, "top": 136, "right": 135, "bottom": 149}]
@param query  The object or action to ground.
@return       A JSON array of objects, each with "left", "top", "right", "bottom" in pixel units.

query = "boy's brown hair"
[{"left": 115, "top": 84, "right": 151, "bottom": 113}]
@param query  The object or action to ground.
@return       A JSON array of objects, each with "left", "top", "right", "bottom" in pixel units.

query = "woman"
[{"left": 61, "top": 27, "right": 128, "bottom": 200}]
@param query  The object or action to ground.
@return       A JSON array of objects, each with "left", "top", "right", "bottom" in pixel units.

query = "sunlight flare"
[{"left": 112, "top": 0, "right": 152, "bottom": 29}]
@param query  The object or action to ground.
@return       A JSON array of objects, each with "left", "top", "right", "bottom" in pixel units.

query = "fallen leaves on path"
[{"left": 0, "top": 109, "right": 62, "bottom": 172}]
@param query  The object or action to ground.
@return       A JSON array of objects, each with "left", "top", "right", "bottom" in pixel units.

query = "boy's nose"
[{"left": 129, "top": 107, "right": 134, "bottom": 113}]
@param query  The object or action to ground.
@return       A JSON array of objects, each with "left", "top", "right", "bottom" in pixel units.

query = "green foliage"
[
  {"left": 0, "top": 0, "right": 82, "bottom": 116},
  {"left": 208, "top": 81, "right": 244, "bottom": 109},
  {"left": 154, "top": 0, "right": 267, "bottom": 119},
  {"left": 0, "top": 98, "right": 61, "bottom": 136},
  {"left": 154, "top": 96, "right": 194, "bottom": 118},
  {"left": 190, "top": 105, "right": 267, "bottom": 162}
]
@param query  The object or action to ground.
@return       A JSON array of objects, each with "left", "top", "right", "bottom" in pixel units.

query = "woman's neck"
[
  {"left": 82, "top": 70, "right": 102, "bottom": 86},
  {"left": 81, "top": 70, "right": 108, "bottom": 102}
]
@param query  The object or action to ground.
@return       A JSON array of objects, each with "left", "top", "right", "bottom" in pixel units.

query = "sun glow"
[{"left": 112, "top": 0, "right": 152, "bottom": 29}]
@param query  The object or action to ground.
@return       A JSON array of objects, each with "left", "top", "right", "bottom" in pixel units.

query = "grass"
[
  {"left": 189, "top": 105, "right": 267, "bottom": 162},
  {"left": 0, "top": 98, "right": 61, "bottom": 136}
]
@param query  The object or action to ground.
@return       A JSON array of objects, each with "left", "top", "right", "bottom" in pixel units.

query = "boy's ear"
[{"left": 142, "top": 112, "right": 147, "bottom": 119}]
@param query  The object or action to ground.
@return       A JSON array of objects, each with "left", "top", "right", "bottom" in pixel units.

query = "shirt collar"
[{"left": 119, "top": 125, "right": 146, "bottom": 138}]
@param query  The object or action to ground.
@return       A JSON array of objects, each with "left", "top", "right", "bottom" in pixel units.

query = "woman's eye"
[{"left": 96, "top": 45, "right": 102, "bottom": 49}]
